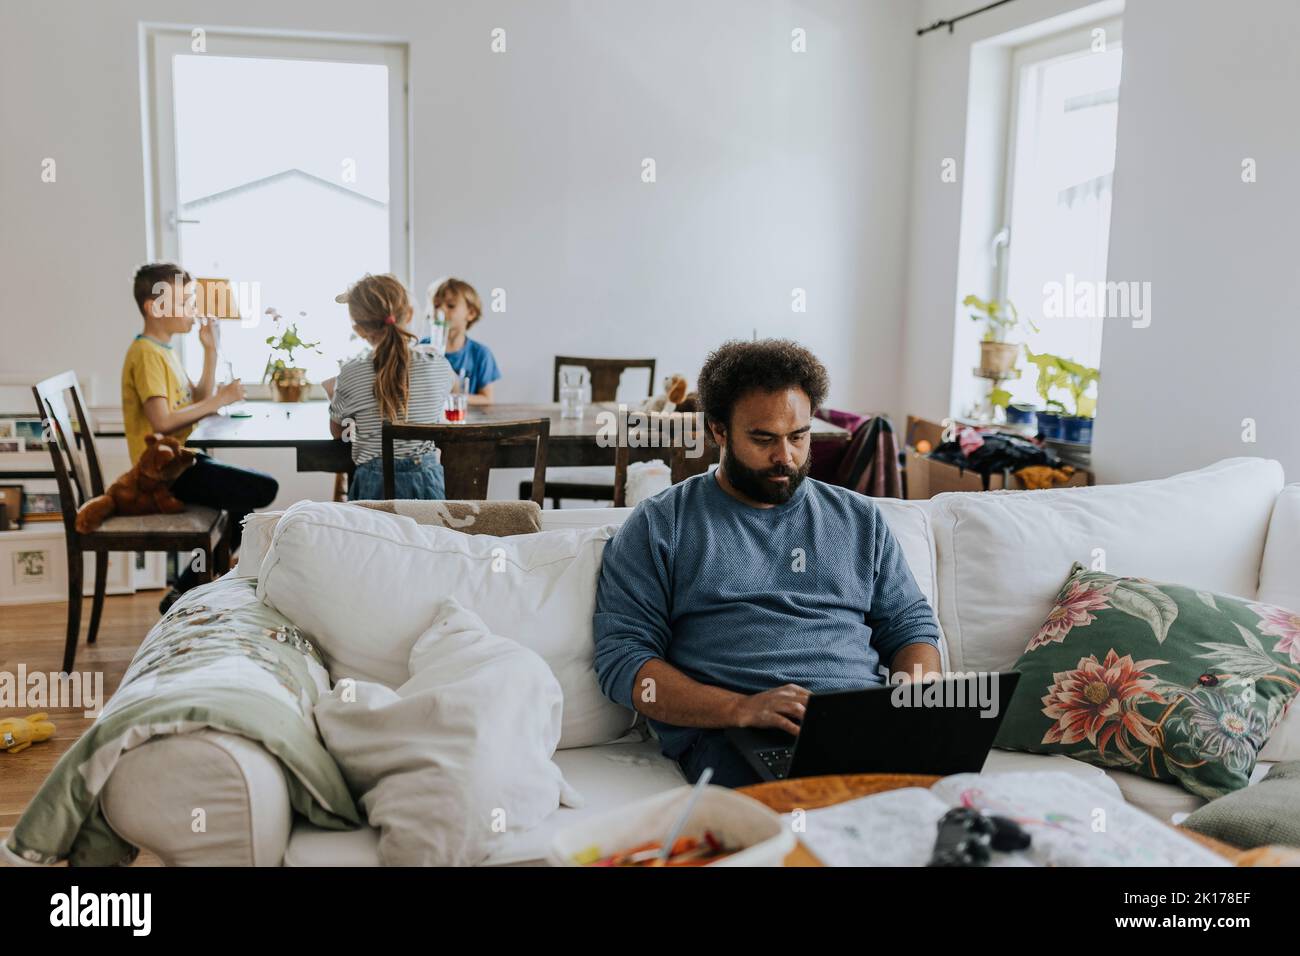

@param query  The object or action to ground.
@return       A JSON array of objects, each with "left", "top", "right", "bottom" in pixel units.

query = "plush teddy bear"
[
  {"left": 0, "top": 713, "right": 55, "bottom": 754},
  {"left": 74, "top": 433, "right": 196, "bottom": 533},
  {"left": 643, "top": 373, "right": 690, "bottom": 414}
]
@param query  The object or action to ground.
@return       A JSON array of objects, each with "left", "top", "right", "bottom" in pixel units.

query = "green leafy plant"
[
  {"left": 262, "top": 308, "right": 322, "bottom": 383},
  {"left": 1024, "top": 348, "right": 1099, "bottom": 418},
  {"left": 963, "top": 294, "right": 1037, "bottom": 343}
]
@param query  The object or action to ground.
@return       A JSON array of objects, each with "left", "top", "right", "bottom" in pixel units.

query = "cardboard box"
[{"left": 905, "top": 451, "right": 1090, "bottom": 500}]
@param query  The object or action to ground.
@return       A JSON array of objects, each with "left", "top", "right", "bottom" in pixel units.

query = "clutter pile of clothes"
[{"left": 927, "top": 426, "right": 1075, "bottom": 490}]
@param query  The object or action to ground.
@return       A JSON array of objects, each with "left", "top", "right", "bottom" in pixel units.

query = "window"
[
  {"left": 996, "top": 20, "right": 1123, "bottom": 409},
  {"left": 144, "top": 30, "right": 407, "bottom": 387}
]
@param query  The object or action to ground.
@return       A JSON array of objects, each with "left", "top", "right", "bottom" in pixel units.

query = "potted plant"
[
  {"left": 964, "top": 294, "right": 1036, "bottom": 375},
  {"left": 1024, "top": 349, "right": 1099, "bottom": 443},
  {"left": 262, "top": 308, "right": 322, "bottom": 403}
]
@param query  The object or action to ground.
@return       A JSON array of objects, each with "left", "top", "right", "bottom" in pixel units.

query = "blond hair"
[
  {"left": 344, "top": 274, "right": 416, "bottom": 423},
  {"left": 433, "top": 277, "right": 484, "bottom": 328}
]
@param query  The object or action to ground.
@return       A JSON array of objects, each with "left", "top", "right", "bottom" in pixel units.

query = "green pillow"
[
  {"left": 995, "top": 564, "right": 1300, "bottom": 799},
  {"left": 1182, "top": 761, "right": 1300, "bottom": 849}
]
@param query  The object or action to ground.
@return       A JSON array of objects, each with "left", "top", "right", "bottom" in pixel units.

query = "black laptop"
[{"left": 725, "top": 672, "right": 1022, "bottom": 782}]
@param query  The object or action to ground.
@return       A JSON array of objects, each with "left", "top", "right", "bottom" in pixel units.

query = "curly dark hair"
[{"left": 696, "top": 338, "right": 830, "bottom": 436}]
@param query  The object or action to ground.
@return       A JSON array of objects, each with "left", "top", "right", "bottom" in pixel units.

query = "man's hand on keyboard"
[{"left": 729, "top": 684, "right": 811, "bottom": 736}]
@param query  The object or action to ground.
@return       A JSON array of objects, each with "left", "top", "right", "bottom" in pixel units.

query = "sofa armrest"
[{"left": 100, "top": 730, "right": 293, "bottom": 866}]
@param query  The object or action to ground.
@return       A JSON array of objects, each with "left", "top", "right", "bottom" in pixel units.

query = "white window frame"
[
  {"left": 140, "top": 26, "right": 410, "bottom": 392},
  {"left": 994, "top": 17, "right": 1123, "bottom": 302}
]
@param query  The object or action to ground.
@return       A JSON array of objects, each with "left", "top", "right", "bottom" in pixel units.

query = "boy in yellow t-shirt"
[{"left": 123, "top": 263, "right": 278, "bottom": 612}]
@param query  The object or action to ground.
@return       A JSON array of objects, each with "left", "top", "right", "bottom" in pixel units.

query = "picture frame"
[
  {"left": 22, "top": 491, "right": 63, "bottom": 523},
  {"left": 0, "top": 420, "right": 14, "bottom": 439},
  {"left": 0, "top": 524, "right": 68, "bottom": 605},
  {"left": 0, "top": 438, "right": 25, "bottom": 454},
  {"left": 0, "top": 485, "right": 23, "bottom": 528},
  {"left": 13, "top": 419, "right": 47, "bottom": 451}
]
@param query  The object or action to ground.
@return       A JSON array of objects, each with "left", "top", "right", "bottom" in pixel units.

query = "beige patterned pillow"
[{"left": 347, "top": 499, "right": 542, "bottom": 537}]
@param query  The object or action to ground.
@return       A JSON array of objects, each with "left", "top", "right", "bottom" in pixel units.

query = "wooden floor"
[{"left": 1, "top": 592, "right": 162, "bottom": 865}]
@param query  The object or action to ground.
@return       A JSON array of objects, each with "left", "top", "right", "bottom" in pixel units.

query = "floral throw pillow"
[{"left": 995, "top": 564, "right": 1300, "bottom": 799}]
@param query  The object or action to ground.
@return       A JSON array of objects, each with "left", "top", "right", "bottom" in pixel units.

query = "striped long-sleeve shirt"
[{"left": 328, "top": 348, "right": 453, "bottom": 465}]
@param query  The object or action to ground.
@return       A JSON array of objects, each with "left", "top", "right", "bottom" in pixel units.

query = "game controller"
[{"left": 927, "top": 807, "right": 1032, "bottom": 867}]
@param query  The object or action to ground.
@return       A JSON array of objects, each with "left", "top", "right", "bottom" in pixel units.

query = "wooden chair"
[
  {"left": 32, "top": 372, "right": 230, "bottom": 673},
  {"left": 550, "top": 356, "right": 657, "bottom": 404},
  {"left": 520, "top": 355, "right": 657, "bottom": 507},
  {"left": 382, "top": 418, "right": 550, "bottom": 503},
  {"left": 612, "top": 408, "right": 717, "bottom": 507}
]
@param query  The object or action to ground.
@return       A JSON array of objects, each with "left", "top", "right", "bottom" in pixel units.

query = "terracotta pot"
[
  {"left": 270, "top": 368, "right": 309, "bottom": 403},
  {"left": 978, "top": 341, "right": 1019, "bottom": 376}
]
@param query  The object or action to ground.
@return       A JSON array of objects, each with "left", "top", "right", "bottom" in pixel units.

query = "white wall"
[
  {"left": 1092, "top": 0, "right": 1300, "bottom": 482},
  {"left": 0, "top": 0, "right": 918, "bottom": 456}
]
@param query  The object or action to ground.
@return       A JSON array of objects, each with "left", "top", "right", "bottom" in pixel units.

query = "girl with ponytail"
[{"left": 326, "top": 274, "right": 454, "bottom": 499}]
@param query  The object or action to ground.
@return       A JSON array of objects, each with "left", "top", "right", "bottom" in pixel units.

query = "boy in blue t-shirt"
[{"left": 421, "top": 278, "right": 501, "bottom": 404}]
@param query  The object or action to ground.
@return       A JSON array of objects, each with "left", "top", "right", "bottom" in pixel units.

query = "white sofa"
[{"left": 99, "top": 457, "right": 1300, "bottom": 865}]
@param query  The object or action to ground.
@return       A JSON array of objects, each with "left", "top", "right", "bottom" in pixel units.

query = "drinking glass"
[
  {"left": 559, "top": 369, "right": 588, "bottom": 419},
  {"left": 444, "top": 392, "right": 467, "bottom": 423}
]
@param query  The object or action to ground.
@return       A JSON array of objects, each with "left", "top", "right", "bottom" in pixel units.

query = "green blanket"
[{"left": 5, "top": 575, "right": 361, "bottom": 866}]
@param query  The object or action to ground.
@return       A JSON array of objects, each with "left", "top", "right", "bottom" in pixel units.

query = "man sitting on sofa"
[{"left": 593, "top": 339, "right": 943, "bottom": 787}]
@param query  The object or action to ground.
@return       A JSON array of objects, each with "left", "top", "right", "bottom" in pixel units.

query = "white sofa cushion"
[
  {"left": 1255, "top": 484, "right": 1300, "bottom": 761},
  {"left": 313, "top": 600, "right": 579, "bottom": 865},
  {"left": 100, "top": 730, "right": 293, "bottom": 866},
  {"left": 930, "top": 458, "right": 1284, "bottom": 673},
  {"left": 256, "top": 500, "right": 635, "bottom": 749},
  {"left": 283, "top": 732, "right": 687, "bottom": 867},
  {"left": 1258, "top": 484, "right": 1300, "bottom": 612}
]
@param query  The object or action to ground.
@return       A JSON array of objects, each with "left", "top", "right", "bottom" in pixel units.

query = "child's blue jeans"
[{"left": 349, "top": 455, "right": 445, "bottom": 501}]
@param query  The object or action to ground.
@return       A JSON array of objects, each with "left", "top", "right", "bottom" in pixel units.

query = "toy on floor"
[
  {"left": 0, "top": 713, "right": 56, "bottom": 754},
  {"left": 75, "top": 433, "right": 196, "bottom": 533}
]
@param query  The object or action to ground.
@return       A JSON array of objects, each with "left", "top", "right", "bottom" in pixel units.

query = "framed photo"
[
  {"left": 0, "top": 485, "right": 23, "bottom": 528},
  {"left": 0, "top": 439, "right": 24, "bottom": 454},
  {"left": 0, "top": 420, "right": 14, "bottom": 439},
  {"left": 22, "top": 492, "right": 63, "bottom": 523},
  {"left": 13, "top": 419, "right": 47, "bottom": 451},
  {"left": 0, "top": 523, "right": 68, "bottom": 605}
]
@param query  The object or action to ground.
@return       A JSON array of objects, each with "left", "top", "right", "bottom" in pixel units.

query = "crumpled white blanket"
[{"left": 314, "top": 598, "right": 582, "bottom": 865}]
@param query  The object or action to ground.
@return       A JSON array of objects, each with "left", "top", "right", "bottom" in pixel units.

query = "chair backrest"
[
  {"left": 32, "top": 371, "right": 105, "bottom": 535},
  {"left": 612, "top": 408, "right": 715, "bottom": 507},
  {"left": 552, "top": 356, "right": 656, "bottom": 403},
  {"left": 381, "top": 418, "right": 550, "bottom": 504}
]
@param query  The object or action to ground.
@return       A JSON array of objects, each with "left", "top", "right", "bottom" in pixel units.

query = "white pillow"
[
  {"left": 1258, "top": 484, "right": 1300, "bottom": 613},
  {"left": 256, "top": 500, "right": 635, "bottom": 748},
  {"left": 314, "top": 599, "right": 581, "bottom": 866},
  {"left": 1256, "top": 485, "right": 1300, "bottom": 761},
  {"left": 237, "top": 511, "right": 283, "bottom": 578},
  {"left": 930, "top": 457, "right": 1283, "bottom": 673}
]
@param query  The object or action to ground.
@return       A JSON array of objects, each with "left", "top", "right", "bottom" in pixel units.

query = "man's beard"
[{"left": 721, "top": 444, "right": 811, "bottom": 505}]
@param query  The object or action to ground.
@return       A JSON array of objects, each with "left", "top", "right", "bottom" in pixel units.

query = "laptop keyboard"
[{"left": 756, "top": 746, "right": 793, "bottom": 779}]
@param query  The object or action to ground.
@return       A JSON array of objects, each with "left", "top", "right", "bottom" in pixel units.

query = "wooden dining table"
[{"left": 189, "top": 400, "right": 852, "bottom": 474}]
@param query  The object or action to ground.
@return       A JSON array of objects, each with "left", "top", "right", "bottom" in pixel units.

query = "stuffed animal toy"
[
  {"left": 1014, "top": 464, "right": 1076, "bottom": 490},
  {"left": 644, "top": 374, "right": 690, "bottom": 413},
  {"left": 75, "top": 433, "right": 196, "bottom": 533},
  {"left": 0, "top": 713, "right": 55, "bottom": 754}
]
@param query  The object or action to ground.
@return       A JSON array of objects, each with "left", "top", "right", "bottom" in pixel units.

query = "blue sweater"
[{"left": 593, "top": 472, "right": 942, "bottom": 759}]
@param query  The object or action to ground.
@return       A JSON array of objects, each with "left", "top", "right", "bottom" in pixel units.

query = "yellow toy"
[
  {"left": 1015, "top": 464, "right": 1076, "bottom": 490},
  {"left": 0, "top": 713, "right": 56, "bottom": 754}
]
